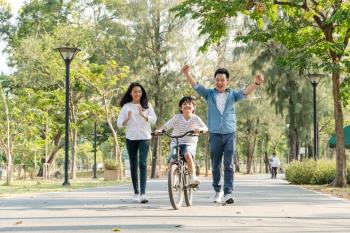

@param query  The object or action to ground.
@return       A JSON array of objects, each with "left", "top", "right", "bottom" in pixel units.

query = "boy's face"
[
  {"left": 180, "top": 101, "right": 195, "bottom": 114},
  {"left": 214, "top": 73, "right": 228, "bottom": 93}
]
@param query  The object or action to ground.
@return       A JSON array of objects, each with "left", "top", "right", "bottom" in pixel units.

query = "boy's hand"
[
  {"left": 152, "top": 129, "right": 164, "bottom": 136},
  {"left": 255, "top": 73, "right": 264, "bottom": 85},
  {"left": 181, "top": 64, "right": 190, "bottom": 76}
]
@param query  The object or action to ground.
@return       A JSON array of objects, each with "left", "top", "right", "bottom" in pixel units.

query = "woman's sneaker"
[
  {"left": 140, "top": 194, "right": 149, "bottom": 204},
  {"left": 223, "top": 194, "right": 234, "bottom": 204},
  {"left": 213, "top": 191, "right": 223, "bottom": 203},
  {"left": 133, "top": 194, "right": 140, "bottom": 203}
]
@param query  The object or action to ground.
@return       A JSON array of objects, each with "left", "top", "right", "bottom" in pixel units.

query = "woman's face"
[{"left": 131, "top": 86, "right": 142, "bottom": 103}]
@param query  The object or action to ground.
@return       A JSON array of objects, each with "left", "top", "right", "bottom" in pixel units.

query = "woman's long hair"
[{"left": 119, "top": 82, "right": 149, "bottom": 109}]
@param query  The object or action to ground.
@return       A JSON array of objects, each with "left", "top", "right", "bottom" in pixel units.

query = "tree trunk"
[{"left": 331, "top": 71, "right": 347, "bottom": 187}]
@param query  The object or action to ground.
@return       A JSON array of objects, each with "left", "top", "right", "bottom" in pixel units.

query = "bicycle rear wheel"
[
  {"left": 168, "top": 163, "right": 183, "bottom": 210},
  {"left": 184, "top": 166, "right": 192, "bottom": 206}
]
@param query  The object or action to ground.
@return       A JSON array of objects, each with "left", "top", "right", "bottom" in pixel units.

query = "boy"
[
  {"left": 181, "top": 65, "right": 263, "bottom": 204},
  {"left": 155, "top": 96, "right": 208, "bottom": 186}
]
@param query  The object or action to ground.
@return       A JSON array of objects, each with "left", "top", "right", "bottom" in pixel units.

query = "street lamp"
[
  {"left": 54, "top": 46, "right": 80, "bottom": 186},
  {"left": 306, "top": 73, "right": 324, "bottom": 160},
  {"left": 93, "top": 121, "right": 97, "bottom": 179}
]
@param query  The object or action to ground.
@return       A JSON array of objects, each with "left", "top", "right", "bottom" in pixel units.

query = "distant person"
[
  {"left": 270, "top": 152, "right": 280, "bottom": 179},
  {"left": 154, "top": 96, "right": 208, "bottom": 187},
  {"left": 117, "top": 82, "right": 157, "bottom": 203},
  {"left": 181, "top": 65, "right": 264, "bottom": 204}
]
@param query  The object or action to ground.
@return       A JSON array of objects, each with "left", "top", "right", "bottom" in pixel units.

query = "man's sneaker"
[
  {"left": 213, "top": 191, "right": 224, "bottom": 203},
  {"left": 190, "top": 177, "right": 201, "bottom": 187},
  {"left": 140, "top": 194, "right": 149, "bottom": 204},
  {"left": 223, "top": 194, "right": 234, "bottom": 204},
  {"left": 133, "top": 194, "right": 140, "bottom": 203}
]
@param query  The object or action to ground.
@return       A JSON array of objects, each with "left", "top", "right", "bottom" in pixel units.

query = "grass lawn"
[
  {"left": 0, "top": 171, "right": 129, "bottom": 198},
  {"left": 303, "top": 185, "right": 350, "bottom": 200}
]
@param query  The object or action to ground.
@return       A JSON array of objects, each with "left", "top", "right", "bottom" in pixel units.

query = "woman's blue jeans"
[
  {"left": 209, "top": 132, "right": 236, "bottom": 195},
  {"left": 126, "top": 139, "right": 150, "bottom": 195}
]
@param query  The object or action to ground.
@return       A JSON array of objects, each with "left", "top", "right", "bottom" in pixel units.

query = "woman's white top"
[{"left": 117, "top": 102, "right": 157, "bottom": 140}]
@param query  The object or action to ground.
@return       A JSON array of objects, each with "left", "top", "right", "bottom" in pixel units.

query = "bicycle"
[{"left": 152, "top": 130, "right": 202, "bottom": 210}]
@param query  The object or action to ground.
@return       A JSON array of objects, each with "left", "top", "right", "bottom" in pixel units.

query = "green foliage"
[
  {"left": 310, "top": 160, "right": 336, "bottom": 185},
  {"left": 285, "top": 160, "right": 341, "bottom": 185},
  {"left": 104, "top": 159, "right": 117, "bottom": 170},
  {"left": 285, "top": 160, "right": 316, "bottom": 184}
]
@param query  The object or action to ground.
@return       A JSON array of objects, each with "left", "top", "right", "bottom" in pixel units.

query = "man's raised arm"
[{"left": 181, "top": 65, "right": 197, "bottom": 86}]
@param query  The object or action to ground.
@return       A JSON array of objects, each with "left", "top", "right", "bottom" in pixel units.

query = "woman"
[{"left": 117, "top": 82, "right": 157, "bottom": 203}]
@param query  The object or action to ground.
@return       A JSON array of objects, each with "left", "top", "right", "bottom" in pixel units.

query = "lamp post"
[
  {"left": 93, "top": 121, "right": 97, "bottom": 179},
  {"left": 54, "top": 46, "right": 80, "bottom": 186},
  {"left": 306, "top": 73, "right": 324, "bottom": 160}
]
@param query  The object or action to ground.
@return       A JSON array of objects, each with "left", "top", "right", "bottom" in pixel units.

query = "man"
[
  {"left": 181, "top": 65, "right": 263, "bottom": 204},
  {"left": 270, "top": 152, "right": 280, "bottom": 179}
]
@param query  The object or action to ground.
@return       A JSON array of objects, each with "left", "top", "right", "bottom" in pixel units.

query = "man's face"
[{"left": 214, "top": 73, "right": 228, "bottom": 93}]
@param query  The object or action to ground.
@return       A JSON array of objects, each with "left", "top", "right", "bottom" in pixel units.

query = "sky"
[{"left": 0, "top": 0, "right": 25, "bottom": 74}]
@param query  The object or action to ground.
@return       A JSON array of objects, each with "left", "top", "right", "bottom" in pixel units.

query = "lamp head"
[{"left": 54, "top": 46, "right": 81, "bottom": 61}]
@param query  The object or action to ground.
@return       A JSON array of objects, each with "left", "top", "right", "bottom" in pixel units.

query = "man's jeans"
[
  {"left": 209, "top": 132, "right": 236, "bottom": 195},
  {"left": 126, "top": 139, "right": 150, "bottom": 195}
]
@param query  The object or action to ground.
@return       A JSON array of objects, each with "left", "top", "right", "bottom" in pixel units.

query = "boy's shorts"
[{"left": 169, "top": 144, "right": 196, "bottom": 162}]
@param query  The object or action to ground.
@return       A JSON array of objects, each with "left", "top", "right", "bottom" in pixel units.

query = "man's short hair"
[{"left": 214, "top": 68, "right": 230, "bottom": 79}]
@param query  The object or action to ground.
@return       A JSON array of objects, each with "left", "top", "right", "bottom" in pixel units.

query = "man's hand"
[
  {"left": 181, "top": 64, "right": 190, "bottom": 76},
  {"left": 255, "top": 73, "right": 264, "bottom": 85},
  {"left": 181, "top": 64, "right": 197, "bottom": 86}
]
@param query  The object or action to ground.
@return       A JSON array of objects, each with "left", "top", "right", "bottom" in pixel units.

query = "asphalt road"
[{"left": 1, "top": 174, "right": 349, "bottom": 233}]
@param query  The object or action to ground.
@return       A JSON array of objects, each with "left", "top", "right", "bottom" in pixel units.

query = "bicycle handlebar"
[{"left": 151, "top": 130, "right": 203, "bottom": 139}]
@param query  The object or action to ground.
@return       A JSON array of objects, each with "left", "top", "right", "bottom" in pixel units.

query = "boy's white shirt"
[
  {"left": 117, "top": 102, "right": 157, "bottom": 140},
  {"left": 163, "top": 114, "right": 208, "bottom": 147}
]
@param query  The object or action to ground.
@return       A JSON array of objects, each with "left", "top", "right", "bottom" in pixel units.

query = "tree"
[{"left": 173, "top": 0, "right": 349, "bottom": 187}]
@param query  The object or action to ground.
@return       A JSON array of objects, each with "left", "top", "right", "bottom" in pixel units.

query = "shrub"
[
  {"left": 285, "top": 160, "right": 316, "bottom": 184},
  {"left": 310, "top": 160, "right": 336, "bottom": 185},
  {"left": 104, "top": 159, "right": 117, "bottom": 170}
]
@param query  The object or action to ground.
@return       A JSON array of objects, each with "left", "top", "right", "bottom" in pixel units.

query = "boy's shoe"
[
  {"left": 140, "top": 194, "right": 149, "bottom": 204},
  {"left": 223, "top": 194, "right": 234, "bottom": 204},
  {"left": 133, "top": 194, "right": 140, "bottom": 203},
  {"left": 213, "top": 191, "right": 224, "bottom": 203},
  {"left": 190, "top": 177, "right": 201, "bottom": 187}
]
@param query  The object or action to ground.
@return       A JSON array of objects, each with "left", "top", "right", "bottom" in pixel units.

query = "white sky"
[{"left": 0, "top": 0, "right": 25, "bottom": 74}]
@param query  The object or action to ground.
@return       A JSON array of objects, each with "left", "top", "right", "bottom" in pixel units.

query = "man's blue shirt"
[{"left": 194, "top": 83, "right": 246, "bottom": 134}]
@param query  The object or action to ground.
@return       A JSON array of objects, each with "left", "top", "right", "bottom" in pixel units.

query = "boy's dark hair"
[
  {"left": 179, "top": 96, "right": 196, "bottom": 113},
  {"left": 119, "top": 82, "right": 149, "bottom": 109},
  {"left": 214, "top": 68, "right": 230, "bottom": 79}
]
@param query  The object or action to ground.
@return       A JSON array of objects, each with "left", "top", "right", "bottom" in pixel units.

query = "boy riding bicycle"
[{"left": 155, "top": 96, "right": 208, "bottom": 186}]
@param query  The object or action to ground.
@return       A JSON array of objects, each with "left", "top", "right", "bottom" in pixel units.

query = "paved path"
[{"left": 1, "top": 175, "right": 349, "bottom": 233}]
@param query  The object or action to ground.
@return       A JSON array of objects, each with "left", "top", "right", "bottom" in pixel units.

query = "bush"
[
  {"left": 285, "top": 160, "right": 316, "bottom": 184},
  {"left": 285, "top": 159, "right": 350, "bottom": 185},
  {"left": 104, "top": 159, "right": 117, "bottom": 170},
  {"left": 310, "top": 160, "right": 336, "bottom": 185}
]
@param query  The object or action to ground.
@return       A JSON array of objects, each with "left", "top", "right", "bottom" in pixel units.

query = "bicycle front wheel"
[
  {"left": 168, "top": 163, "right": 183, "bottom": 210},
  {"left": 184, "top": 166, "right": 192, "bottom": 206}
]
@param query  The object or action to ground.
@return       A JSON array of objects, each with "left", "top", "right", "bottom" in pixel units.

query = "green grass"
[{"left": 0, "top": 171, "right": 129, "bottom": 197}]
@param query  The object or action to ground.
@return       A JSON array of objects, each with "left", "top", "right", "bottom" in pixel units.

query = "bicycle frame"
[{"left": 152, "top": 130, "right": 196, "bottom": 209}]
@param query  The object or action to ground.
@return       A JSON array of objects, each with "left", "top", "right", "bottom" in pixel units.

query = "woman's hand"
[{"left": 138, "top": 105, "right": 148, "bottom": 121}]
